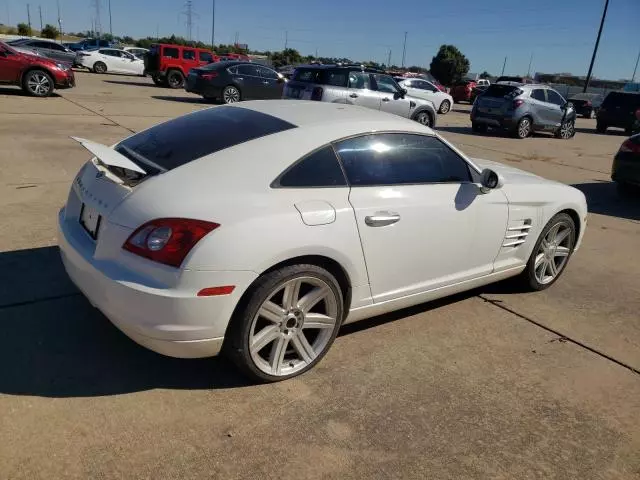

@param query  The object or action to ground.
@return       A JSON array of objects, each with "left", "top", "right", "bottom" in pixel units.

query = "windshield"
[{"left": 483, "top": 84, "right": 523, "bottom": 98}]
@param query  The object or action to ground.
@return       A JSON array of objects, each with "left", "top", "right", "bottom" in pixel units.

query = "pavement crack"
[
  {"left": 59, "top": 94, "right": 137, "bottom": 134},
  {"left": 0, "top": 292, "right": 82, "bottom": 311},
  {"left": 478, "top": 294, "right": 640, "bottom": 376}
]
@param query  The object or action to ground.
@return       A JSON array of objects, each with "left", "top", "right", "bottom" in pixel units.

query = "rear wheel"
[
  {"left": 222, "top": 85, "right": 241, "bottom": 103},
  {"left": 596, "top": 122, "right": 607, "bottom": 134},
  {"left": 93, "top": 61, "right": 107, "bottom": 74},
  {"left": 167, "top": 70, "right": 185, "bottom": 89},
  {"left": 438, "top": 100, "right": 451, "bottom": 114},
  {"left": 22, "top": 70, "right": 54, "bottom": 97},
  {"left": 225, "top": 264, "right": 344, "bottom": 382},
  {"left": 518, "top": 213, "right": 576, "bottom": 291},
  {"left": 515, "top": 116, "right": 532, "bottom": 139},
  {"left": 414, "top": 111, "right": 433, "bottom": 127}
]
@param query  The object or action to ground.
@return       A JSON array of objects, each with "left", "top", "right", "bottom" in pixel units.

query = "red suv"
[
  {"left": 145, "top": 43, "right": 217, "bottom": 89},
  {"left": 0, "top": 41, "right": 75, "bottom": 97},
  {"left": 450, "top": 80, "right": 477, "bottom": 103}
]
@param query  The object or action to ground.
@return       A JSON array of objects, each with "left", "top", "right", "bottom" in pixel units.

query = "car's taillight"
[
  {"left": 513, "top": 99, "right": 524, "bottom": 109},
  {"left": 200, "top": 72, "right": 218, "bottom": 80},
  {"left": 619, "top": 139, "right": 640, "bottom": 154},
  {"left": 585, "top": 101, "right": 592, "bottom": 107},
  {"left": 123, "top": 218, "right": 219, "bottom": 268},
  {"left": 311, "top": 86, "right": 323, "bottom": 101}
]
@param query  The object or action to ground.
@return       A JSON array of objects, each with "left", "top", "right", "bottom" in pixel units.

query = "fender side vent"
[{"left": 503, "top": 219, "right": 532, "bottom": 247}]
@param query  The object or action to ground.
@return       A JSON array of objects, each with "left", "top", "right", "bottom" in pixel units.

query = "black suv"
[
  {"left": 283, "top": 65, "right": 438, "bottom": 127},
  {"left": 596, "top": 91, "right": 640, "bottom": 135}
]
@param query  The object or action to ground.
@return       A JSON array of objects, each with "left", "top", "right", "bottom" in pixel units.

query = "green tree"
[
  {"left": 479, "top": 71, "right": 492, "bottom": 79},
  {"left": 429, "top": 45, "right": 470, "bottom": 86},
  {"left": 270, "top": 48, "right": 302, "bottom": 68},
  {"left": 17, "top": 23, "right": 32, "bottom": 36},
  {"left": 41, "top": 24, "right": 60, "bottom": 39}
]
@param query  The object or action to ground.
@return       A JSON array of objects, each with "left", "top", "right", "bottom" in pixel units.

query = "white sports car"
[
  {"left": 396, "top": 77, "right": 454, "bottom": 114},
  {"left": 58, "top": 101, "right": 587, "bottom": 382},
  {"left": 75, "top": 47, "right": 145, "bottom": 75}
]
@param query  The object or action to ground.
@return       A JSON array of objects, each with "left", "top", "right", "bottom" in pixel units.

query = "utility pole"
[
  {"left": 583, "top": 0, "right": 609, "bottom": 92},
  {"left": 527, "top": 53, "right": 534, "bottom": 78},
  {"left": 632, "top": 47, "right": 640, "bottom": 83},
  {"left": 57, "top": 0, "right": 63, "bottom": 38},
  {"left": 387, "top": 48, "right": 391, "bottom": 67},
  {"left": 156, "top": 24, "right": 159, "bottom": 40},
  {"left": 27, "top": 4, "right": 32, "bottom": 32},
  {"left": 284, "top": 30, "right": 288, "bottom": 50},
  {"left": 501, "top": 56, "right": 507, "bottom": 76},
  {"left": 108, "top": 0, "right": 112, "bottom": 36},
  {"left": 211, "top": 0, "right": 215, "bottom": 49},
  {"left": 38, "top": 5, "right": 43, "bottom": 31},
  {"left": 401, "top": 31, "right": 407, "bottom": 68},
  {"left": 234, "top": 31, "right": 239, "bottom": 46},
  {"left": 6, "top": 4, "right": 9, "bottom": 26},
  {"left": 184, "top": 0, "right": 194, "bottom": 41},
  {"left": 93, "top": 0, "right": 102, "bottom": 38}
]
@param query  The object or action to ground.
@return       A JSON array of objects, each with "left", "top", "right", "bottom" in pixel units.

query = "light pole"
[
  {"left": 500, "top": 56, "right": 507, "bottom": 76},
  {"left": 632, "top": 47, "right": 640, "bottom": 83},
  {"left": 583, "top": 0, "right": 609, "bottom": 92},
  {"left": 401, "top": 31, "right": 407, "bottom": 68},
  {"left": 211, "top": 0, "right": 215, "bottom": 49},
  {"left": 527, "top": 53, "right": 534, "bottom": 78},
  {"left": 108, "top": 0, "right": 112, "bottom": 36}
]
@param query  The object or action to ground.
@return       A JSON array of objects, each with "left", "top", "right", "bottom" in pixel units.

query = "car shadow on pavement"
[
  {"left": 571, "top": 181, "right": 640, "bottom": 221},
  {"left": 151, "top": 95, "right": 212, "bottom": 104},
  {"left": 102, "top": 79, "right": 154, "bottom": 88},
  {"left": 574, "top": 127, "right": 627, "bottom": 137},
  {"left": 0, "top": 86, "right": 61, "bottom": 98}
]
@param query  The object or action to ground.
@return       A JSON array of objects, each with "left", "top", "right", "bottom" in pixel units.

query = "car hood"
[{"left": 471, "top": 158, "right": 557, "bottom": 185}]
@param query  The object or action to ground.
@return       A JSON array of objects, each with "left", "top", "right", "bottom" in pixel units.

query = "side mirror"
[{"left": 480, "top": 168, "right": 504, "bottom": 193}]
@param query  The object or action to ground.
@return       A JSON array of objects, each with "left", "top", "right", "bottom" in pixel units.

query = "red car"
[
  {"left": 0, "top": 41, "right": 75, "bottom": 97},
  {"left": 145, "top": 43, "right": 217, "bottom": 89},
  {"left": 450, "top": 80, "right": 477, "bottom": 103}
]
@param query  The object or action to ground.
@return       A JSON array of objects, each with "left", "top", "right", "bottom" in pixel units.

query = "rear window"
[
  {"left": 484, "top": 84, "right": 523, "bottom": 98},
  {"left": 603, "top": 92, "right": 640, "bottom": 108},
  {"left": 292, "top": 68, "right": 324, "bottom": 83},
  {"left": 183, "top": 49, "right": 196, "bottom": 60},
  {"left": 199, "top": 51, "right": 213, "bottom": 62},
  {"left": 115, "top": 106, "right": 297, "bottom": 172},
  {"left": 276, "top": 146, "right": 347, "bottom": 188}
]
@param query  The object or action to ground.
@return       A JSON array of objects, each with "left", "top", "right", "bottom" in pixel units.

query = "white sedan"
[
  {"left": 76, "top": 48, "right": 145, "bottom": 75},
  {"left": 397, "top": 77, "right": 454, "bottom": 114},
  {"left": 58, "top": 101, "right": 587, "bottom": 382}
]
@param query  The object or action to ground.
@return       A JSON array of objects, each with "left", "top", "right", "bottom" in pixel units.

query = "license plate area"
[{"left": 79, "top": 203, "right": 102, "bottom": 240}]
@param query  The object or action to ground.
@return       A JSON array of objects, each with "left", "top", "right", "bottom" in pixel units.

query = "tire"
[
  {"left": 93, "top": 61, "right": 107, "bottom": 74},
  {"left": 588, "top": 109, "right": 595, "bottom": 119},
  {"left": 515, "top": 116, "right": 532, "bottom": 139},
  {"left": 596, "top": 122, "right": 607, "bottom": 134},
  {"left": 472, "top": 122, "right": 487, "bottom": 133},
  {"left": 518, "top": 213, "right": 576, "bottom": 291},
  {"left": 167, "top": 70, "right": 185, "bottom": 89},
  {"left": 438, "top": 99, "right": 451, "bottom": 114},
  {"left": 555, "top": 119, "right": 575, "bottom": 139},
  {"left": 413, "top": 110, "right": 433, "bottom": 127},
  {"left": 625, "top": 126, "right": 633, "bottom": 136},
  {"left": 22, "top": 69, "right": 54, "bottom": 97},
  {"left": 225, "top": 264, "right": 344, "bottom": 383},
  {"left": 222, "top": 85, "right": 241, "bottom": 104},
  {"left": 617, "top": 182, "right": 638, "bottom": 199}
]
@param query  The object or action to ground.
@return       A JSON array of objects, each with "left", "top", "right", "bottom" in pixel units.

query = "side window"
[
  {"left": 531, "top": 89, "right": 546, "bottom": 102},
  {"left": 400, "top": 79, "right": 412, "bottom": 88},
  {"left": 334, "top": 133, "right": 471, "bottom": 186},
  {"left": 227, "top": 66, "right": 238, "bottom": 74},
  {"left": 49, "top": 43, "right": 66, "bottom": 51},
  {"left": 325, "top": 70, "right": 348, "bottom": 87},
  {"left": 421, "top": 81, "right": 438, "bottom": 92},
  {"left": 183, "top": 49, "right": 196, "bottom": 60},
  {"left": 163, "top": 47, "right": 179, "bottom": 59},
  {"left": 257, "top": 66, "right": 278, "bottom": 80},
  {"left": 546, "top": 90, "right": 565, "bottom": 106},
  {"left": 348, "top": 72, "right": 371, "bottom": 89},
  {"left": 100, "top": 49, "right": 115, "bottom": 57},
  {"left": 373, "top": 74, "right": 399, "bottom": 94},
  {"left": 33, "top": 41, "right": 52, "bottom": 49},
  {"left": 276, "top": 146, "right": 347, "bottom": 188},
  {"left": 199, "top": 51, "right": 213, "bottom": 62},
  {"left": 236, "top": 64, "right": 260, "bottom": 76}
]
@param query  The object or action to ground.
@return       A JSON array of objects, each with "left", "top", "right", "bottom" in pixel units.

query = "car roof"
[{"left": 294, "top": 64, "right": 385, "bottom": 73}]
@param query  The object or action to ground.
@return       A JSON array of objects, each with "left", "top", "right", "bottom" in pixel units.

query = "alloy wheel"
[
  {"left": 416, "top": 112, "right": 431, "bottom": 127},
  {"left": 439, "top": 100, "right": 450, "bottom": 114},
  {"left": 533, "top": 221, "right": 573, "bottom": 285},
  {"left": 223, "top": 86, "right": 240, "bottom": 103},
  {"left": 518, "top": 118, "right": 531, "bottom": 138},
  {"left": 558, "top": 121, "right": 575, "bottom": 139},
  {"left": 27, "top": 73, "right": 51, "bottom": 96},
  {"left": 248, "top": 276, "right": 339, "bottom": 377}
]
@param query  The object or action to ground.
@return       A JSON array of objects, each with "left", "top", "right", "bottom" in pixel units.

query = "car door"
[
  {"left": 231, "top": 64, "right": 263, "bottom": 99},
  {"left": 335, "top": 133, "right": 508, "bottom": 303},
  {"left": 345, "top": 71, "right": 381, "bottom": 110},
  {"left": 529, "top": 88, "right": 550, "bottom": 127},
  {"left": 120, "top": 51, "right": 143, "bottom": 74},
  {"left": 372, "top": 74, "right": 412, "bottom": 118},
  {"left": 98, "top": 49, "right": 122, "bottom": 73},
  {"left": 545, "top": 89, "right": 568, "bottom": 127},
  {"left": 181, "top": 48, "right": 198, "bottom": 73},
  {"left": 256, "top": 65, "right": 283, "bottom": 99},
  {"left": 0, "top": 46, "right": 25, "bottom": 82}
]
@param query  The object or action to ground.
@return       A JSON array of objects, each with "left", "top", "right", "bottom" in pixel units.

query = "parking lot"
[{"left": 1, "top": 71, "right": 639, "bottom": 479}]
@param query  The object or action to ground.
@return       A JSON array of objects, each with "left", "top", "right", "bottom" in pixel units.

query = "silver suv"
[
  {"left": 283, "top": 65, "right": 437, "bottom": 127},
  {"left": 471, "top": 83, "right": 576, "bottom": 139}
]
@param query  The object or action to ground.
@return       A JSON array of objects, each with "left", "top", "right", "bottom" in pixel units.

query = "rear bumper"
[
  {"left": 57, "top": 207, "right": 258, "bottom": 358},
  {"left": 612, "top": 152, "right": 640, "bottom": 185},
  {"left": 471, "top": 108, "right": 517, "bottom": 129},
  {"left": 185, "top": 78, "right": 222, "bottom": 97}
]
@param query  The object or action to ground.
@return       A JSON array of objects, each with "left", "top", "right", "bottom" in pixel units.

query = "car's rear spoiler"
[{"left": 70, "top": 137, "right": 147, "bottom": 174}]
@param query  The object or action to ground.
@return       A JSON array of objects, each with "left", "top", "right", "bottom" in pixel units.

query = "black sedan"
[
  {"left": 612, "top": 133, "right": 640, "bottom": 197},
  {"left": 567, "top": 93, "right": 603, "bottom": 119},
  {"left": 185, "top": 61, "right": 285, "bottom": 103}
]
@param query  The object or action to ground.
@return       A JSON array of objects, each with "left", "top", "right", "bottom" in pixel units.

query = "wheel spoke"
[
  {"left": 251, "top": 325, "right": 280, "bottom": 352},
  {"left": 298, "top": 286, "right": 328, "bottom": 313},
  {"left": 259, "top": 301, "right": 285, "bottom": 323},
  {"left": 546, "top": 224, "right": 560, "bottom": 241},
  {"left": 303, "top": 312, "right": 336, "bottom": 329},
  {"left": 547, "top": 258, "right": 559, "bottom": 277},
  {"left": 554, "top": 246, "right": 570, "bottom": 258},
  {"left": 291, "top": 332, "right": 315, "bottom": 363},
  {"left": 534, "top": 253, "right": 546, "bottom": 271},
  {"left": 555, "top": 227, "right": 570, "bottom": 244},
  {"left": 268, "top": 336, "right": 289, "bottom": 375},
  {"left": 282, "top": 279, "right": 301, "bottom": 310}
]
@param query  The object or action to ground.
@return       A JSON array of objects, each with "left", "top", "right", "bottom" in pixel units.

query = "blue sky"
[{"left": 3, "top": 0, "right": 639, "bottom": 80}]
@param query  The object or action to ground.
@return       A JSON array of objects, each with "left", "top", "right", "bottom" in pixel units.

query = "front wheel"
[
  {"left": 225, "top": 264, "right": 344, "bottom": 382},
  {"left": 555, "top": 119, "right": 575, "bottom": 139},
  {"left": 22, "top": 70, "right": 54, "bottom": 97},
  {"left": 222, "top": 85, "right": 241, "bottom": 103},
  {"left": 413, "top": 111, "right": 433, "bottom": 127},
  {"left": 438, "top": 100, "right": 451, "bottom": 114},
  {"left": 518, "top": 213, "right": 576, "bottom": 291},
  {"left": 596, "top": 122, "right": 607, "bottom": 134}
]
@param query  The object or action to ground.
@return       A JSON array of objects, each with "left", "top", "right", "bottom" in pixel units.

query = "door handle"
[
  {"left": 349, "top": 93, "right": 358, "bottom": 98},
  {"left": 262, "top": 81, "right": 269, "bottom": 85},
  {"left": 365, "top": 212, "right": 401, "bottom": 227},
  {"left": 382, "top": 97, "right": 390, "bottom": 102},
  {"left": 237, "top": 77, "right": 244, "bottom": 80}
]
